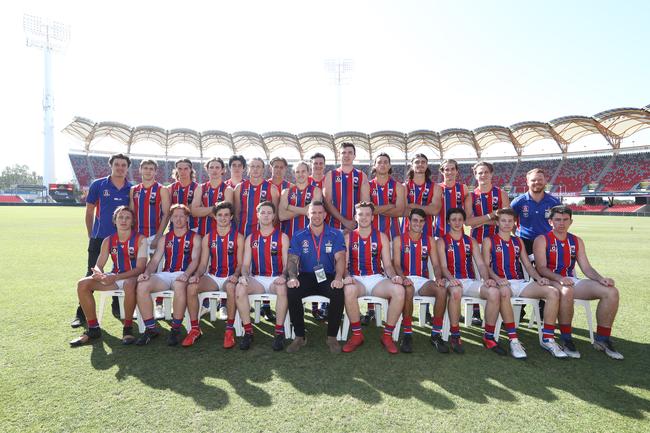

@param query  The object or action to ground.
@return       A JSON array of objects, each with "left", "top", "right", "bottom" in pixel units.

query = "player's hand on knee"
[
  {"left": 288, "top": 278, "right": 300, "bottom": 289},
  {"left": 138, "top": 273, "right": 150, "bottom": 282},
  {"left": 485, "top": 278, "right": 497, "bottom": 288},
  {"left": 560, "top": 277, "right": 574, "bottom": 286},
  {"left": 600, "top": 277, "right": 615, "bottom": 287},
  {"left": 496, "top": 278, "right": 509, "bottom": 287},
  {"left": 330, "top": 279, "right": 343, "bottom": 289}
]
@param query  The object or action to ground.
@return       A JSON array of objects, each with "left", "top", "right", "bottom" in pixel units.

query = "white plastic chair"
[
  {"left": 340, "top": 296, "right": 402, "bottom": 341},
  {"left": 574, "top": 299, "right": 595, "bottom": 343},
  {"left": 233, "top": 293, "right": 291, "bottom": 337},
  {"left": 135, "top": 289, "right": 179, "bottom": 333},
  {"left": 510, "top": 297, "right": 543, "bottom": 344},
  {"left": 412, "top": 295, "right": 451, "bottom": 341},
  {"left": 461, "top": 296, "right": 503, "bottom": 338},
  {"left": 97, "top": 289, "right": 126, "bottom": 325},
  {"left": 182, "top": 290, "right": 228, "bottom": 329},
  {"left": 286, "top": 295, "right": 344, "bottom": 341}
]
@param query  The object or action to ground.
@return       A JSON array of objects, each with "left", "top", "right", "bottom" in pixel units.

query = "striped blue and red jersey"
[
  {"left": 162, "top": 230, "right": 196, "bottom": 272},
  {"left": 282, "top": 184, "right": 317, "bottom": 237},
  {"left": 434, "top": 182, "right": 468, "bottom": 238},
  {"left": 208, "top": 229, "right": 238, "bottom": 277},
  {"left": 132, "top": 182, "right": 164, "bottom": 237},
  {"left": 197, "top": 181, "right": 228, "bottom": 236},
  {"left": 328, "top": 168, "right": 362, "bottom": 229},
  {"left": 309, "top": 175, "right": 324, "bottom": 191},
  {"left": 470, "top": 186, "right": 503, "bottom": 243},
  {"left": 269, "top": 179, "right": 291, "bottom": 195},
  {"left": 489, "top": 234, "right": 524, "bottom": 280},
  {"left": 443, "top": 233, "right": 476, "bottom": 279},
  {"left": 370, "top": 177, "right": 400, "bottom": 238},
  {"left": 348, "top": 229, "right": 384, "bottom": 276},
  {"left": 400, "top": 233, "right": 431, "bottom": 278},
  {"left": 169, "top": 181, "right": 199, "bottom": 230},
  {"left": 238, "top": 179, "right": 272, "bottom": 237},
  {"left": 225, "top": 178, "right": 241, "bottom": 189},
  {"left": 544, "top": 231, "right": 579, "bottom": 277},
  {"left": 403, "top": 179, "right": 435, "bottom": 237},
  {"left": 250, "top": 229, "right": 284, "bottom": 277},
  {"left": 109, "top": 232, "right": 140, "bottom": 274}
]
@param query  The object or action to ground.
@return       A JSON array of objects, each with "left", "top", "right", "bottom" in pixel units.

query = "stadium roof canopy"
[{"left": 63, "top": 105, "right": 650, "bottom": 162}]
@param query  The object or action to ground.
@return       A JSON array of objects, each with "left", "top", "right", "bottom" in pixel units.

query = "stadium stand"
[
  {"left": 0, "top": 195, "right": 25, "bottom": 203},
  {"left": 511, "top": 159, "right": 561, "bottom": 194},
  {"left": 568, "top": 204, "right": 606, "bottom": 212},
  {"left": 553, "top": 156, "right": 611, "bottom": 193},
  {"left": 69, "top": 154, "right": 91, "bottom": 187},
  {"left": 598, "top": 153, "right": 650, "bottom": 192},
  {"left": 603, "top": 204, "right": 645, "bottom": 213},
  {"left": 90, "top": 155, "right": 111, "bottom": 178}
]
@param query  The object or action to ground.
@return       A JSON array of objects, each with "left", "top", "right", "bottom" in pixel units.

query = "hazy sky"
[{"left": 2, "top": 0, "right": 649, "bottom": 181}]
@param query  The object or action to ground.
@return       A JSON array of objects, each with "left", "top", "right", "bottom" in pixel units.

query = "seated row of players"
[{"left": 71, "top": 147, "right": 622, "bottom": 359}]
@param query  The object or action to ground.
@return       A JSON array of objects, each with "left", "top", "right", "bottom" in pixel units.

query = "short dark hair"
[
  {"left": 495, "top": 208, "right": 517, "bottom": 220},
  {"left": 309, "top": 200, "right": 326, "bottom": 210},
  {"left": 371, "top": 152, "right": 393, "bottom": 177},
  {"left": 213, "top": 201, "right": 234, "bottom": 216},
  {"left": 173, "top": 158, "right": 196, "bottom": 181},
  {"left": 355, "top": 201, "right": 375, "bottom": 213},
  {"left": 439, "top": 159, "right": 459, "bottom": 173},
  {"left": 204, "top": 157, "right": 225, "bottom": 170},
  {"left": 228, "top": 154, "right": 247, "bottom": 169},
  {"left": 446, "top": 207, "right": 466, "bottom": 223},
  {"left": 549, "top": 205, "right": 572, "bottom": 219},
  {"left": 472, "top": 161, "right": 494, "bottom": 174},
  {"left": 112, "top": 205, "right": 135, "bottom": 227},
  {"left": 140, "top": 159, "right": 157, "bottom": 169},
  {"left": 409, "top": 208, "right": 426, "bottom": 220},
  {"left": 169, "top": 203, "right": 191, "bottom": 216},
  {"left": 270, "top": 156, "right": 288, "bottom": 167},
  {"left": 340, "top": 142, "right": 356, "bottom": 154},
  {"left": 256, "top": 200, "right": 275, "bottom": 213},
  {"left": 109, "top": 153, "right": 131, "bottom": 167},
  {"left": 310, "top": 152, "right": 326, "bottom": 162}
]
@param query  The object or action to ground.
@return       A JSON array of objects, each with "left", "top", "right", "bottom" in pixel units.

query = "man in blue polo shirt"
[
  {"left": 285, "top": 200, "right": 346, "bottom": 353},
  {"left": 71, "top": 153, "right": 133, "bottom": 328}
]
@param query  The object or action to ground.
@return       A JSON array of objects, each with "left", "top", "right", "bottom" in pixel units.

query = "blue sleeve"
[
  {"left": 86, "top": 179, "right": 100, "bottom": 204},
  {"left": 288, "top": 234, "right": 301, "bottom": 256},
  {"left": 510, "top": 195, "right": 522, "bottom": 214},
  {"left": 332, "top": 230, "right": 346, "bottom": 253}
]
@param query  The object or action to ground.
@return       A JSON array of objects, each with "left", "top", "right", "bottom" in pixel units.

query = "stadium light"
[
  {"left": 23, "top": 14, "right": 70, "bottom": 191},
  {"left": 325, "top": 59, "right": 354, "bottom": 130}
]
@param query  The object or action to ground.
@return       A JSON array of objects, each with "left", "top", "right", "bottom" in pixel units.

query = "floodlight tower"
[
  {"left": 325, "top": 59, "right": 353, "bottom": 131},
  {"left": 23, "top": 14, "right": 70, "bottom": 188}
]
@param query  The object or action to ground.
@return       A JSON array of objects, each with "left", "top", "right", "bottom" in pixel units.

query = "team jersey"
[
  {"left": 109, "top": 232, "right": 140, "bottom": 274},
  {"left": 86, "top": 176, "right": 132, "bottom": 239},
  {"left": 208, "top": 229, "right": 239, "bottom": 277},
  {"left": 544, "top": 231, "right": 580, "bottom": 277},
  {"left": 169, "top": 181, "right": 199, "bottom": 230},
  {"left": 489, "top": 234, "right": 524, "bottom": 280},
  {"left": 328, "top": 168, "right": 362, "bottom": 229},
  {"left": 470, "top": 186, "right": 504, "bottom": 243},
  {"left": 403, "top": 178, "right": 435, "bottom": 237},
  {"left": 162, "top": 230, "right": 196, "bottom": 272},
  {"left": 443, "top": 233, "right": 476, "bottom": 279},
  {"left": 250, "top": 229, "right": 284, "bottom": 277},
  {"left": 132, "top": 182, "right": 164, "bottom": 237},
  {"left": 399, "top": 232, "right": 431, "bottom": 278},
  {"left": 309, "top": 175, "right": 325, "bottom": 190},
  {"left": 434, "top": 182, "right": 468, "bottom": 238},
  {"left": 238, "top": 179, "right": 272, "bottom": 237},
  {"left": 269, "top": 179, "right": 291, "bottom": 194},
  {"left": 197, "top": 181, "right": 228, "bottom": 235},
  {"left": 281, "top": 184, "right": 317, "bottom": 237},
  {"left": 370, "top": 177, "right": 400, "bottom": 238},
  {"left": 348, "top": 229, "right": 383, "bottom": 276}
]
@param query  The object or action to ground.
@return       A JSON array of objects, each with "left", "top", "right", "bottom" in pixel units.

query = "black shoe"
[
  {"left": 111, "top": 297, "right": 121, "bottom": 319},
  {"left": 167, "top": 328, "right": 181, "bottom": 346},
  {"left": 240, "top": 333, "right": 254, "bottom": 350},
  {"left": 450, "top": 336, "right": 465, "bottom": 354},
  {"left": 122, "top": 326, "right": 136, "bottom": 345},
  {"left": 70, "top": 327, "right": 101, "bottom": 347},
  {"left": 70, "top": 305, "right": 86, "bottom": 328},
  {"left": 430, "top": 334, "right": 450, "bottom": 354},
  {"left": 261, "top": 306, "right": 276, "bottom": 322},
  {"left": 360, "top": 309, "right": 376, "bottom": 326},
  {"left": 471, "top": 309, "right": 482, "bottom": 327},
  {"left": 272, "top": 334, "right": 285, "bottom": 351},
  {"left": 135, "top": 328, "right": 159, "bottom": 346},
  {"left": 400, "top": 334, "right": 413, "bottom": 353}
]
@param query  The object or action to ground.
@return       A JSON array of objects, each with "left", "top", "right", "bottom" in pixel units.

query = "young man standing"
[
  {"left": 191, "top": 157, "right": 234, "bottom": 236},
  {"left": 403, "top": 153, "right": 440, "bottom": 238},
  {"left": 369, "top": 153, "right": 405, "bottom": 239},
  {"left": 130, "top": 159, "right": 170, "bottom": 254},
  {"left": 279, "top": 161, "right": 322, "bottom": 238},
  {"left": 225, "top": 155, "right": 246, "bottom": 188},
  {"left": 464, "top": 161, "right": 510, "bottom": 244},
  {"left": 268, "top": 156, "right": 292, "bottom": 195},
  {"left": 168, "top": 158, "right": 199, "bottom": 232},
  {"left": 308, "top": 152, "right": 327, "bottom": 190}
]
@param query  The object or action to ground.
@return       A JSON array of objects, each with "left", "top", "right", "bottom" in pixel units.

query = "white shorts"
[
  {"left": 506, "top": 279, "right": 531, "bottom": 297},
  {"left": 409, "top": 276, "right": 431, "bottom": 295},
  {"left": 147, "top": 235, "right": 156, "bottom": 254},
  {"left": 354, "top": 274, "right": 387, "bottom": 296},
  {"left": 447, "top": 278, "right": 481, "bottom": 297},
  {"left": 567, "top": 277, "right": 584, "bottom": 286},
  {"left": 153, "top": 271, "right": 186, "bottom": 289},
  {"left": 252, "top": 275, "right": 278, "bottom": 293},
  {"left": 115, "top": 279, "right": 126, "bottom": 290},
  {"left": 206, "top": 274, "right": 228, "bottom": 289}
]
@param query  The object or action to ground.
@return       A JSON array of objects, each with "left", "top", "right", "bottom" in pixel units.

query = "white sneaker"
[
  {"left": 218, "top": 305, "right": 228, "bottom": 321},
  {"left": 593, "top": 339, "right": 624, "bottom": 360},
  {"left": 541, "top": 339, "right": 569, "bottom": 358},
  {"left": 509, "top": 339, "right": 527, "bottom": 360},
  {"left": 154, "top": 304, "right": 165, "bottom": 320}
]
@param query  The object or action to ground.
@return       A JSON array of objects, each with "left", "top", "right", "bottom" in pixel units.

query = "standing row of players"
[{"left": 70, "top": 145, "right": 622, "bottom": 359}]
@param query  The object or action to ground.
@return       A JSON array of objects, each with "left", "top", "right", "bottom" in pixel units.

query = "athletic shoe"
[
  {"left": 272, "top": 334, "right": 285, "bottom": 351},
  {"left": 559, "top": 339, "right": 581, "bottom": 359},
  {"left": 111, "top": 297, "right": 121, "bottom": 319},
  {"left": 181, "top": 328, "right": 202, "bottom": 347},
  {"left": 167, "top": 328, "right": 181, "bottom": 346},
  {"left": 430, "top": 334, "right": 450, "bottom": 353},
  {"left": 218, "top": 305, "right": 228, "bottom": 321},
  {"left": 509, "top": 339, "right": 527, "bottom": 360},
  {"left": 342, "top": 334, "right": 364, "bottom": 353},
  {"left": 380, "top": 334, "right": 399, "bottom": 354},
  {"left": 135, "top": 328, "right": 159, "bottom": 346},
  {"left": 483, "top": 337, "right": 506, "bottom": 356},
  {"left": 593, "top": 339, "right": 624, "bottom": 360},
  {"left": 122, "top": 326, "right": 136, "bottom": 345},
  {"left": 223, "top": 329, "right": 236, "bottom": 349},
  {"left": 261, "top": 306, "right": 276, "bottom": 322},
  {"left": 400, "top": 334, "right": 413, "bottom": 353},
  {"left": 541, "top": 339, "right": 569, "bottom": 358},
  {"left": 239, "top": 333, "right": 253, "bottom": 350},
  {"left": 450, "top": 336, "right": 465, "bottom": 354},
  {"left": 70, "top": 305, "right": 86, "bottom": 328},
  {"left": 69, "top": 327, "right": 101, "bottom": 347},
  {"left": 360, "top": 309, "right": 376, "bottom": 326},
  {"left": 471, "top": 309, "right": 483, "bottom": 327},
  {"left": 154, "top": 304, "right": 165, "bottom": 320},
  {"left": 287, "top": 336, "right": 307, "bottom": 353}
]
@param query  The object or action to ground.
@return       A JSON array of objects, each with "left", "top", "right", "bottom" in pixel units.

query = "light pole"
[
  {"left": 325, "top": 59, "right": 353, "bottom": 131},
  {"left": 23, "top": 14, "right": 70, "bottom": 190}
]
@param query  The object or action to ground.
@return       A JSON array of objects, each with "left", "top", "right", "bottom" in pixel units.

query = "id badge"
[
  {"left": 325, "top": 245, "right": 332, "bottom": 253},
  {"left": 313, "top": 265, "right": 326, "bottom": 283}
]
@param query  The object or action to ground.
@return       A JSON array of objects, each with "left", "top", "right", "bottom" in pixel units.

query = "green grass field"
[{"left": 1, "top": 207, "right": 648, "bottom": 432}]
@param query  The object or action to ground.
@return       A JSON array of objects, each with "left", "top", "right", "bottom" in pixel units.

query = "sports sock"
[
  {"left": 383, "top": 323, "right": 395, "bottom": 337},
  {"left": 87, "top": 319, "right": 99, "bottom": 329},
  {"left": 542, "top": 323, "right": 555, "bottom": 342},
  {"left": 450, "top": 325, "right": 461, "bottom": 339},
  {"left": 351, "top": 321, "right": 362, "bottom": 337},
  {"left": 123, "top": 319, "right": 133, "bottom": 328},
  {"left": 559, "top": 323, "right": 572, "bottom": 341},
  {"left": 402, "top": 316, "right": 412, "bottom": 335},
  {"left": 275, "top": 324, "right": 285, "bottom": 336},
  {"left": 243, "top": 322, "right": 253, "bottom": 335},
  {"left": 190, "top": 319, "right": 199, "bottom": 331},
  {"left": 504, "top": 322, "right": 518, "bottom": 340},
  {"left": 483, "top": 323, "right": 495, "bottom": 340},
  {"left": 595, "top": 325, "right": 611, "bottom": 342},
  {"left": 431, "top": 317, "right": 443, "bottom": 336},
  {"left": 171, "top": 318, "right": 182, "bottom": 329},
  {"left": 143, "top": 317, "right": 156, "bottom": 330},
  {"left": 226, "top": 319, "right": 235, "bottom": 330}
]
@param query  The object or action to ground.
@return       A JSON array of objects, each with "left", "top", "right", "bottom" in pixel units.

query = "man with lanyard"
[
  {"left": 70, "top": 206, "right": 147, "bottom": 347},
  {"left": 308, "top": 152, "right": 327, "bottom": 190},
  {"left": 533, "top": 205, "right": 623, "bottom": 360},
  {"left": 182, "top": 201, "right": 244, "bottom": 348},
  {"left": 72, "top": 153, "right": 133, "bottom": 328},
  {"left": 130, "top": 159, "right": 170, "bottom": 255},
  {"left": 268, "top": 156, "right": 292, "bottom": 195},
  {"left": 191, "top": 157, "right": 234, "bottom": 236},
  {"left": 285, "top": 201, "right": 346, "bottom": 353},
  {"left": 134, "top": 204, "right": 201, "bottom": 346},
  {"left": 168, "top": 158, "right": 199, "bottom": 232},
  {"left": 234, "top": 201, "right": 290, "bottom": 351},
  {"left": 392, "top": 208, "right": 447, "bottom": 353},
  {"left": 226, "top": 155, "right": 246, "bottom": 189},
  {"left": 341, "top": 202, "right": 405, "bottom": 355}
]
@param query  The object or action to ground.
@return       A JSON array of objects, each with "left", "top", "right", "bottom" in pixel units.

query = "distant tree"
[{"left": 0, "top": 165, "right": 43, "bottom": 189}]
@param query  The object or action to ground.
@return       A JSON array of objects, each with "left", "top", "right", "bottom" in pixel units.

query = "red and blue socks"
[{"left": 595, "top": 325, "right": 611, "bottom": 342}]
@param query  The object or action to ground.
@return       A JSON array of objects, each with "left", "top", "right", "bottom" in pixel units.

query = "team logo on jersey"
[
  {"left": 403, "top": 245, "right": 410, "bottom": 254},
  {"left": 302, "top": 240, "right": 309, "bottom": 247},
  {"left": 227, "top": 240, "right": 235, "bottom": 255},
  {"left": 464, "top": 244, "right": 471, "bottom": 254},
  {"left": 514, "top": 245, "right": 520, "bottom": 255},
  {"left": 305, "top": 192, "right": 312, "bottom": 201},
  {"left": 167, "top": 241, "right": 174, "bottom": 248},
  {"left": 290, "top": 192, "right": 297, "bottom": 201},
  {"left": 335, "top": 176, "right": 342, "bottom": 182},
  {"left": 522, "top": 205, "right": 529, "bottom": 217},
  {"left": 569, "top": 245, "right": 576, "bottom": 258},
  {"left": 211, "top": 241, "right": 217, "bottom": 248},
  {"left": 252, "top": 240, "right": 259, "bottom": 248},
  {"left": 421, "top": 246, "right": 428, "bottom": 258},
  {"left": 370, "top": 242, "right": 378, "bottom": 257},
  {"left": 353, "top": 176, "right": 359, "bottom": 185},
  {"left": 492, "top": 195, "right": 499, "bottom": 207},
  {"left": 456, "top": 191, "right": 461, "bottom": 201},
  {"left": 188, "top": 189, "right": 194, "bottom": 198},
  {"left": 242, "top": 189, "right": 249, "bottom": 197},
  {"left": 128, "top": 246, "right": 136, "bottom": 259},
  {"left": 184, "top": 240, "right": 191, "bottom": 252},
  {"left": 371, "top": 189, "right": 378, "bottom": 197},
  {"left": 550, "top": 244, "right": 557, "bottom": 252},
  {"left": 447, "top": 245, "right": 454, "bottom": 252},
  {"left": 544, "top": 208, "right": 551, "bottom": 219},
  {"left": 173, "top": 190, "right": 179, "bottom": 198},
  {"left": 260, "top": 190, "right": 267, "bottom": 199},
  {"left": 474, "top": 198, "right": 482, "bottom": 206},
  {"left": 110, "top": 247, "right": 118, "bottom": 255},
  {"left": 103, "top": 189, "right": 110, "bottom": 197},
  {"left": 134, "top": 192, "right": 140, "bottom": 199},
  {"left": 270, "top": 241, "right": 278, "bottom": 255},
  {"left": 352, "top": 242, "right": 359, "bottom": 250},
  {"left": 495, "top": 245, "right": 503, "bottom": 252}
]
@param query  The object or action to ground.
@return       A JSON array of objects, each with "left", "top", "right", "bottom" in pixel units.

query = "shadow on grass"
[{"left": 88, "top": 316, "right": 650, "bottom": 417}]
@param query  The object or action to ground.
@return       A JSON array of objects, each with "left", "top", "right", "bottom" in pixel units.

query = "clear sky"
[{"left": 2, "top": 0, "right": 649, "bottom": 182}]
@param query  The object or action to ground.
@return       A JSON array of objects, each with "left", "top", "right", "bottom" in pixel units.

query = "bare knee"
[
  {"left": 187, "top": 283, "right": 199, "bottom": 297},
  {"left": 545, "top": 286, "right": 560, "bottom": 302},
  {"left": 499, "top": 286, "right": 511, "bottom": 302},
  {"left": 486, "top": 287, "right": 499, "bottom": 304},
  {"left": 448, "top": 286, "right": 462, "bottom": 303},
  {"left": 560, "top": 285, "right": 574, "bottom": 300},
  {"left": 404, "top": 284, "right": 414, "bottom": 299}
]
